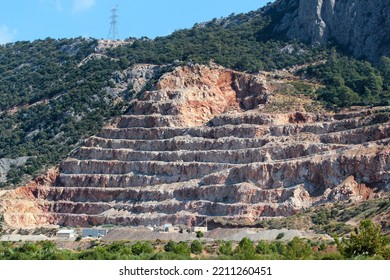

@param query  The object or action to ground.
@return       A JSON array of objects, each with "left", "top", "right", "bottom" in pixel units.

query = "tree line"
[{"left": 0, "top": 220, "right": 388, "bottom": 260}]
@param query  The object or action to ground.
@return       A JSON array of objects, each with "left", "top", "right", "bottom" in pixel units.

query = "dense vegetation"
[
  {"left": 0, "top": 220, "right": 388, "bottom": 260},
  {"left": 0, "top": 38, "right": 128, "bottom": 186},
  {"left": 305, "top": 52, "right": 390, "bottom": 108},
  {"left": 0, "top": 4, "right": 389, "bottom": 186}
]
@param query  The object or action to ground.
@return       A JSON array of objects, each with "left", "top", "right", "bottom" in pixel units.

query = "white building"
[{"left": 56, "top": 229, "right": 76, "bottom": 240}]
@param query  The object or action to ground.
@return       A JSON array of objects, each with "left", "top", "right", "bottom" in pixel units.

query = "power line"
[{"left": 108, "top": 5, "right": 119, "bottom": 40}]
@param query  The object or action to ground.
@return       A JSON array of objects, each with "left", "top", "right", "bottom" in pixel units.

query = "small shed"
[{"left": 56, "top": 229, "right": 76, "bottom": 240}]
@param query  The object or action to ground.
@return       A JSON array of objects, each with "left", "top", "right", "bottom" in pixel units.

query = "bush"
[
  {"left": 276, "top": 232, "right": 285, "bottom": 240},
  {"left": 312, "top": 209, "right": 332, "bottom": 225},
  {"left": 273, "top": 241, "right": 286, "bottom": 255},
  {"left": 219, "top": 241, "right": 233, "bottom": 256},
  {"left": 141, "top": 242, "right": 153, "bottom": 255},
  {"left": 131, "top": 242, "right": 143, "bottom": 255},
  {"left": 320, "top": 252, "right": 344, "bottom": 260},
  {"left": 190, "top": 240, "right": 203, "bottom": 255},
  {"left": 234, "top": 238, "right": 256, "bottom": 260},
  {"left": 256, "top": 240, "right": 271, "bottom": 254},
  {"left": 284, "top": 237, "right": 312, "bottom": 260},
  {"left": 131, "top": 241, "right": 153, "bottom": 255},
  {"left": 196, "top": 231, "right": 204, "bottom": 238},
  {"left": 164, "top": 240, "right": 176, "bottom": 252},
  {"left": 204, "top": 244, "right": 218, "bottom": 254},
  {"left": 339, "top": 220, "right": 387, "bottom": 258},
  {"left": 174, "top": 241, "right": 190, "bottom": 256}
]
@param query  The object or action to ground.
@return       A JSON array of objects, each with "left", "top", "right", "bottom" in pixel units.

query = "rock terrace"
[{"left": 1, "top": 64, "right": 389, "bottom": 229}]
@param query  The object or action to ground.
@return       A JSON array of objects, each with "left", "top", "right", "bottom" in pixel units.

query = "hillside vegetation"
[
  {"left": 0, "top": 39, "right": 128, "bottom": 186},
  {"left": 0, "top": 4, "right": 389, "bottom": 187}
]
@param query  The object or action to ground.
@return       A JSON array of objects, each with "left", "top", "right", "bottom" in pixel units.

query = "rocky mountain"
[
  {"left": 1, "top": 64, "right": 388, "bottom": 229},
  {"left": 274, "top": 0, "right": 390, "bottom": 62}
]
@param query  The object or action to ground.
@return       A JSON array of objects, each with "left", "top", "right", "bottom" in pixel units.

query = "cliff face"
[
  {"left": 275, "top": 0, "right": 390, "bottom": 62},
  {"left": 1, "top": 64, "right": 389, "bottom": 229}
]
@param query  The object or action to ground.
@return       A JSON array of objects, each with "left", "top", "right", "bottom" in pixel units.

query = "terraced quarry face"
[{"left": 1, "top": 64, "right": 389, "bottom": 229}]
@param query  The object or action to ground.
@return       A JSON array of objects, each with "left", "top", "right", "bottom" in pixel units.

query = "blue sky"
[{"left": 0, "top": 0, "right": 269, "bottom": 44}]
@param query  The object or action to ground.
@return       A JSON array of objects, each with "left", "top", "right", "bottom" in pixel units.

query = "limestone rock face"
[
  {"left": 275, "top": 0, "right": 390, "bottom": 62},
  {"left": 1, "top": 64, "right": 389, "bottom": 229}
]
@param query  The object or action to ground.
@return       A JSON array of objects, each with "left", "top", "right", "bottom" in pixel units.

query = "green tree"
[
  {"left": 174, "top": 241, "right": 190, "bottom": 256},
  {"left": 164, "top": 240, "right": 176, "bottom": 252},
  {"left": 219, "top": 241, "right": 233, "bottom": 256},
  {"left": 256, "top": 240, "right": 271, "bottom": 254},
  {"left": 141, "top": 242, "right": 153, "bottom": 255},
  {"left": 131, "top": 242, "right": 144, "bottom": 255},
  {"left": 340, "top": 220, "right": 387, "bottom": 258},
  {"left": 234, "top": 237, "right": 256, "bottom": 260},
  {"left": 190, "top": 240, "right": 203, "bottom": 255},
  {"left": 284, "top": 237, "right": 312, "bottom": 260}
]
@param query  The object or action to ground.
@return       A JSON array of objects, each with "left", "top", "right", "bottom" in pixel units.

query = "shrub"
[
  {"left": 284, "top": 237, "right": 312, "bottom": 260},
  {"left": 274, "top": 241, "right": 286, "bottom": 255},
  {"left": 131, "top": 242, "right": 143, "bottom": 255},
  {"left": 164, "top": 240, "right": 176, "bottom": 252},
  {"left": 256, "top": 240, "right": 271, "bottom": 254},
  {"left": 276, "top": 232, "right": 285, "bottom": 240},
  {"left": 174, "top": 241, "right": 190, "bottom": 256},
  {"left": 234, "top": 238, "right": 256, "bottom": 260},
  {"left": 320, "top": 252, "right": 344, "bottom": 260},
  {"left": 190, "top": 240, "right": 203, "bottom": 255},
  {"left": 219, "top": 241, "right": 233, "bottom": 256},
  {"left": 196, "top": 231, "right": 204, "bottom": 238},
  {"left": 141, "top": 242, "right": 153, "bottom": 255},
  {"left": 339, "top": 220, "right": 387, "bottom": 258}
]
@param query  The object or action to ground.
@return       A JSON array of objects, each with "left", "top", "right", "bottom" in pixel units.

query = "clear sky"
[{"left": 0, "top": 0, "right": 270, "bottom": 44}]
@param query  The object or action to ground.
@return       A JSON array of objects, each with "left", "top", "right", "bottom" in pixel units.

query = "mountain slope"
[
  {"left": 0, "top": 39, "right": 137, "bottom": 186},
  {"left": 1, "top": 64, "right": 389, "bottom": 229}
]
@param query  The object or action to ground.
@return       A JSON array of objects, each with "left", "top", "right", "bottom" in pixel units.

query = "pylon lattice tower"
[{"left": 108, "top": 5, "right": 119, "bottom": 40}]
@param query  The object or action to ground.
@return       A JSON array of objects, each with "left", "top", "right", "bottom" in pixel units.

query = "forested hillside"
[{"left": 0, "top": 38, "right": 128, "bottom": 186}]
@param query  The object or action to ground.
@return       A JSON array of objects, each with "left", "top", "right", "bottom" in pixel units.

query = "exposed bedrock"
[
  {"left": 1, "top": 64, "right": 389, "bottom": 229},
  {"left": 275, "top": 0, "right": 390, "bottom": 62}
]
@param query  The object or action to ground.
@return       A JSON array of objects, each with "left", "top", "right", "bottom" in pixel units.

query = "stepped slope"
[{"left": 1, "top": 64, "right": 389, "bottom": 229}]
